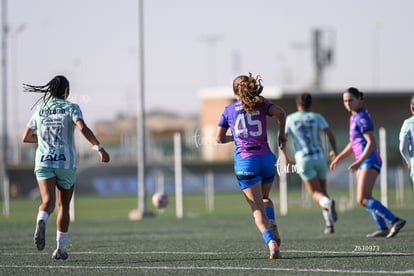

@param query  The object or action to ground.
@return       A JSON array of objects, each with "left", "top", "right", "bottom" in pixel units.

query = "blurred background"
[{"left": 1, "top": 0, "right": 413, "bottom": 217}]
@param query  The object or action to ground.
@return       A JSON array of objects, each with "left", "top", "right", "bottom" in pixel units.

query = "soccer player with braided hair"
[
  {"left": 216, "top": 73, "right": 286, "bottom": 259},
  {"left": 22, "top": 75, "right": 110, "bottom": 260}
]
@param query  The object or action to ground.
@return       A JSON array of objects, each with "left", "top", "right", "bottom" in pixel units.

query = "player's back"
[{"left": 286, "top": 111, "right": 327, "bottom": 161}]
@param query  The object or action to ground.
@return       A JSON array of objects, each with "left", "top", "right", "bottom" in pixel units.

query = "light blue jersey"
[
  {"left": 399, "top": 115, "right": 414, "bottom": 164},
  {"left": 27, "top": 98, "right": 83, "bottom": 170},
  {"left": 285, "top": 111, "right": 328, "bottom": 163},
  {"left": 399, "top": 115, "right": 414, "bottom": 185}
]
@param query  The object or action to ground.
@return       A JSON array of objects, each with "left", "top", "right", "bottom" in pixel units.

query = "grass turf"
[{"left": 0, "top": 193, "right": 413, "bottom": 275}]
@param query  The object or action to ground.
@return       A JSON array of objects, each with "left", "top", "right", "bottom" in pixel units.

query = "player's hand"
[
  {"left": 348, "top": 161, "right": 360, "bottom": 172},
  {"left": 278, "top": 134, "right": 287, "bottom": 150},
  {"left": 99, "top": 149, "right": 110, "bottom": 163},
  {"left": 285, "top": 159, "right": 296, "bottom": 173},
  {"left": 328, "top": 150, "right": 337, "bottom": 161},
  {"left": 329, "top": 158, "right": 338, "bottom": 171}
]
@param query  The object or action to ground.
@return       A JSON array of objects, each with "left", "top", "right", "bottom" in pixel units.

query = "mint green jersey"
[
  {"left": 399, "top": 115, "right": 414, "bottom": 164},
  {"left": 285, "top": 111, "right": 328, "bottom": 162},
  {"left": 27, "top": 98, "right": 83, "bottom": 170}
]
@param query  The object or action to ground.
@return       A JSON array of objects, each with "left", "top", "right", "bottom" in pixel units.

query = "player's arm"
[
  {"left": 215, "top": 126, "right": 233, "bottom": 144},
  {"left": 399, "top": 135, "right": 411, "bottom": 169},
  {"left": 22, "top": 127, "right": 37, "bottom": 143},
  {"left": 268, "top": 104, "right": 287, "bottom": 149},
  {"left": 74, "top": 118, "right": 110, "bottom": 163},
  {"left": 280, "top": 137, "right": 296, "bottom": 172},
  {"left": 348, "top": 131, "right": 376, "bottom": 171},
  {"left": 399, "top": 123, "right": 411, "bottom": 168},
  {"left": 323, "top": 127, "right": 337, "bottom": 160},
  {"left": 329, "top": 142, "right": 353, "bottom": 171}
]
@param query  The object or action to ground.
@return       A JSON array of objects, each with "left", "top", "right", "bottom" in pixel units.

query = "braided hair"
[
  {"left": 233, "top": 72, "right": 264, "bottom": 113},
  {"left": 23, "top": 75, "right": 70, "bottom": 109}
]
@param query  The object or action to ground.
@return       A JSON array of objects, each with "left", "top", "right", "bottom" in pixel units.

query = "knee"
[
  {"left": 263, "top": 197, "right": 273, "bottom": 206},
  {"left": 357, "top": 197, "right": 369, "bottom": 207}
]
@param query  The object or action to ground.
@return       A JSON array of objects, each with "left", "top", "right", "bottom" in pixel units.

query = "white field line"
[
  {"left": 1, "top": 249, "right": 413, "bottom": 256},
  {"left": 0, "top": 264, "right": 414, "bottom": 274},
  {"left": 1, "top": 249, "right": 413, "bottom": 274}
]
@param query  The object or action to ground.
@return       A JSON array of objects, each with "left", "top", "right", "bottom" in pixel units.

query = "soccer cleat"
[
  {"left": 270, "top": 224, "right": 281, "bottom": 246},
  {"left": 328, "top": 199, "right": 338, "bottom": 222},
  {"left": 268, "top": 240, "right": 281, "bottom": 259},
  {"left": 34, "top": 220, "right": 46, "bottom": 251},
  {"left": 386, "top": 218, "right": 406, "bottom": 238},
  {"left": 52, "top": 249, "right": 68, "bottom": 260},
  {"left": 366, "top": 229, "right": 389, "bottom": 238},
  {"left": 324, "top": 225, "right": 334, "bottom": 234}
]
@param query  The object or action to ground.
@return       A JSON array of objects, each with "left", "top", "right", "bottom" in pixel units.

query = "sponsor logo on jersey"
[{"left": 41, "top": 153, "right": 67, "bottom": 162}]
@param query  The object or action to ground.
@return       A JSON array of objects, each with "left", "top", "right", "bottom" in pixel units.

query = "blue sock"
[
  {"left": 368, "top": 209, "right": 387, "bottom": 230},
  {"left": 262, "top": 229, "right": 274, "bottom": 244},
  {"left": 365, "top": 198, "right": 396, "bottom": 224},
  {"left": 265, "top": 207, "right": 275, "bottom": 223}
]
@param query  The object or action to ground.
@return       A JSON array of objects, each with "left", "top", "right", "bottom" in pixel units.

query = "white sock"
[
  {"left": 37, "top": 211, "right": 49, "bottom": 223},
  {"left": 322, "top": 210, "right": 333, "bottom": 227},
  {"left": 319, "top": 196, "right": 330, "bottom": 209},
  {"left": 56, "top": 231, "right": 69, "bottom": 251}
]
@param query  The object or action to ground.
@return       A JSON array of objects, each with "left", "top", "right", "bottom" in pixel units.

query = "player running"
[
  {"left": 284, "top": 93, "right": 338, "bottom": 234},
  {"left": 330, "top": 87, "right": 406, "bottom": 238},
  {"left": 216, "top": 73, "right": 286, "bottom": 259},
  {"left": 399, "top": 96, "right": 414, "bottom": 188},
  {"left": 22, "top": 75, "right": 110, "bottom": 259}
]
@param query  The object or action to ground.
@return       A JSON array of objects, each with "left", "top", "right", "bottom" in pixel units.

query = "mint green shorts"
[
  {"left": 296, "top": 158, "right": 327, "bottom": 181},
  {"left": 35, "top": 167, "right": 76, "bottom": 190}
]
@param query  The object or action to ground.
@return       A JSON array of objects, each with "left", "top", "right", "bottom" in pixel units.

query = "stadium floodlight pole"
[
  {"left": 130, "top": 0, "right": 153, "bottom": 220},
  {"left": 1, "top": 0, "right": 10, "bottom": 217},
  {"left": 198, "top": 34, "right": 223, "bottom": 86}
]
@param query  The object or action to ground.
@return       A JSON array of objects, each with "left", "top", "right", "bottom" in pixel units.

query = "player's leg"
[
  {"left": 242, "top": 183, "right": 280, "bottom": 259},
  {"left": 34, "top": 170, "right": 57, "bottom": 251},
  {"left": 53, "top": 169, "right": 76, "bottom": 260},
  {"left": 52, "top": 184, "right": 74, "bottom": 260},
  {"left": 319, "top": 178, "right": 335, "bottom": 233},
  {"left": 357, "top": 168, "right": 405, "bottom": 237},
  {"left": 261, "top": 152, "right": 281, "bottom": 245},
  {"left": 262, "top": 184, "right": 281, "bottom": 245},
  {"left": 302, "top": 178, "right": 335, "bottom": 232}
]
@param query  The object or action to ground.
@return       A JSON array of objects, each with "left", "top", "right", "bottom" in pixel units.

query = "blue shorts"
[
  {"left": 35, "top": 167, "right": 76, "bottom": 190},
  {"left": 358, "top": 155, "right": 382, "bottom": 173},
  {"left": 234, "top": 151, "right": 276, "bottom": 189},
  {"left": 297, "top": 158, "right": 327, "bottom": 181}
]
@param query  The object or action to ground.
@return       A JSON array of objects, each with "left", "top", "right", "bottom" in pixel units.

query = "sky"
[{"left": 2, "top": 0, "right": 414, "bottom": 135}]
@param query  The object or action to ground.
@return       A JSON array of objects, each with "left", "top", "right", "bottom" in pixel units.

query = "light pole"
[
  {"left": 129, "top": 0, "right": 153, "bottom": 220},
  {"left": 290, "top": 41, "right": 309, "bottom": 86},
  {"left": 199, "top": 34, "right": 223, "bottom": 86},
  {"left": 372, "top": 22, "right": 382, "bottom": 88},
  {"left": 312, "top": 28, "right": 335, "bottom": 90},
  {"left": 1, "top": 0, "right": 10, "bottom": 217},
  {"left": 10, "top": 23, "right": 26, "bottom": 164}
]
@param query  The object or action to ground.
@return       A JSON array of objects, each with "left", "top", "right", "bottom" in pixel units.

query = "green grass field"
[{"left": 1, "top": 192, "right": 413, "bottom": 275}]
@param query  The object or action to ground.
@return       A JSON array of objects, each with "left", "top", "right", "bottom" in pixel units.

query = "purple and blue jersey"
[
  {"left": 218, "top": 99, "right": 276, "bottom": 189},
  {"left": 218, "top": 99, "right": 273, "bottom": 159},
  {"left": 349, "top": 108, "right": 382, "bottom": 168}
]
